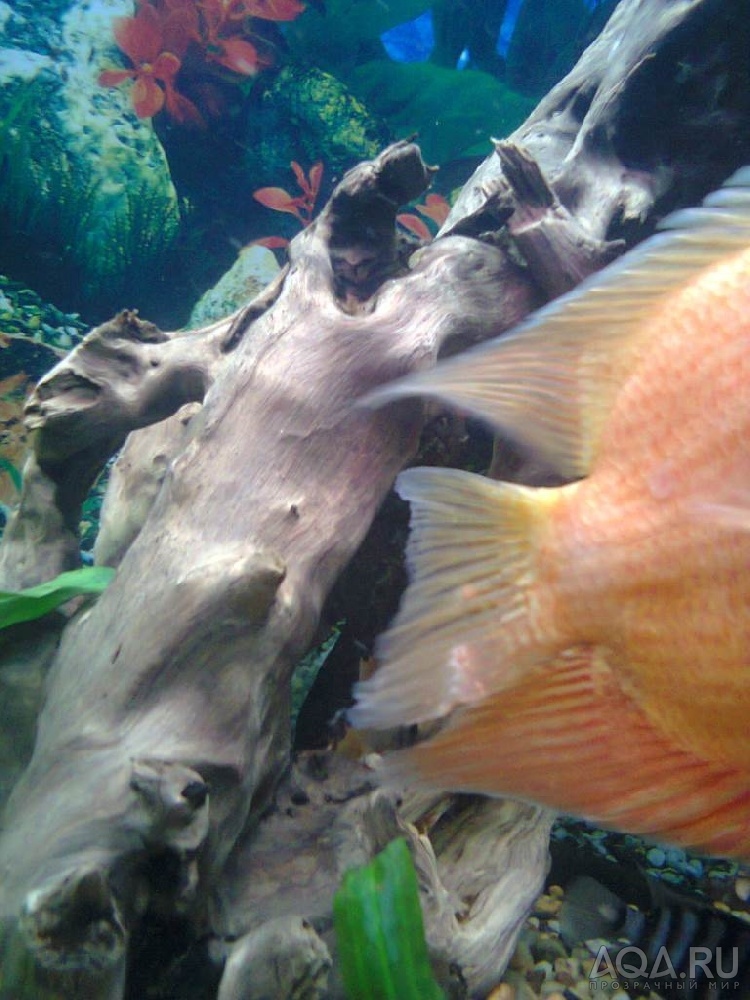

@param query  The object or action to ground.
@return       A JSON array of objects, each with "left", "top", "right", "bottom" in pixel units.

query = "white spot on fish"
[
  {"left": 647, "top": 460, "right": 677, "bottom": 501},
  {"left": 447, "top": 644, "right": 489, "bottom": 707}
]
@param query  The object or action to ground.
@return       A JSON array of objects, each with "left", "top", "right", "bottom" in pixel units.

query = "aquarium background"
[{"left": 0, "top": 0, "right": 615, "bottom": 526}]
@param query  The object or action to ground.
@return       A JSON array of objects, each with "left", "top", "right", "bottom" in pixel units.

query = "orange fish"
[{"left": 350, "top": 170, "right": 750, "bottom": 858}]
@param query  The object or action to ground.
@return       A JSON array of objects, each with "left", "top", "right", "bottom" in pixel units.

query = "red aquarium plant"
[
  {"left": 98, "top": 0, "right": 306, "bottom": 123},
  {"left": 251, "top": 169, "right": 450, "bottom": 256},
  {"left": 98, "top": 2, "right": 200, "bottom": 121},
  {"left": 237, "top": 0, "right": 306, "bottom": 19},
  {"left": 198, "top": 0, "right": 270, "bottom": 76},
  {"left": 252, "top": 160, "right": 324, "bottom": 251},
  {"left": 397, "top": 193, "right": 451, "bottom": 241}
]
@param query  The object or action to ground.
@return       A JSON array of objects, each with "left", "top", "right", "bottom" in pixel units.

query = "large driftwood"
[
  {"left": 1, "top": 0, "right": 749, "bottom": 996},
  {"left": 0, "top": 143, "right": 539, "bottom": 999}
]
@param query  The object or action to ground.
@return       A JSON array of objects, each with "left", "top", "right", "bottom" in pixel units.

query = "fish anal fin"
[
  {"left": 386, "top": 648, "right": 750, "bottom": 859},
  {"left": 350, "top": 467, "right": 567, "bottom": 729}
]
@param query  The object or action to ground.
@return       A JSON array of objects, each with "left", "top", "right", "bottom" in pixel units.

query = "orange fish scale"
[{"left": 545, "top": 249, "right": 750, "bottom": 768}]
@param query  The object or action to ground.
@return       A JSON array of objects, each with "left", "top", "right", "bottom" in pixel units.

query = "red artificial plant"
[
  {"left": 396, "top": 193, "right": 451, "bottom": 241},
  {"left": 252, "top": 160, "right": 324, "bottom": 250},
  {"left": 252, "top": 167, "right": 451, "bottom": 257},
  {"left": 98, "top": 0, "right": 305, "bottom": 123}
]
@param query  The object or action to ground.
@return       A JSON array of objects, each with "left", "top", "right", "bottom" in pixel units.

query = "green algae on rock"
[{"left": 242, "top": 65, "right": 389, "bottom": 190}]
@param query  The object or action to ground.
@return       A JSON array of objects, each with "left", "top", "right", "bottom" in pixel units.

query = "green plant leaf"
[
  {"left": 0, "top": 566, "right": 116, "bottom": 630},
  {"left": 0, "top": 456, "right": 22, "bottom": 493},
  {"left": 291, "top": 620, "right": 342, "bottom": 729},
  {"left": 334, "top": 837, "right": 445, "bottom": 1000}
]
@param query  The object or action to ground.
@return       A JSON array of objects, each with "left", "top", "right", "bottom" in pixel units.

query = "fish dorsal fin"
[{"left": 365, "top": 168, "right": 750, "bottom": 478}]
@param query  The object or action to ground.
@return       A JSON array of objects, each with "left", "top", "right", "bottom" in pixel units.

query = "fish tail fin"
[
  {"left": 559, "top": 876, "right": 631, "bottom": 948},
  {"left": 349, "top": 466, "right": 565, "bottom": 728}
]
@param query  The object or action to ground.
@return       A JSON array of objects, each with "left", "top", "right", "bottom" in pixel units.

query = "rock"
[
  {"left": 241, "top": 65, "right": 389, "bottom": 193},
  {"left": 0, "top": 0, "right": 68, "bottom": 55},
  {"left": 187, "top": 245, "right": 281, "bottom": 327},
  {"left": 0, "top": 0, "right": 181, "bottom": 314},
  {"left": 645, "top": 846, "right": 667, "bottom": 868},
  {"left": 532, "top": 933, "right": 569, "bottom": 964}
]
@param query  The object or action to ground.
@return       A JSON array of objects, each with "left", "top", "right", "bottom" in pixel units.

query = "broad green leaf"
[
  {"left": 334, "top": 837, "right": 444, "bottom": 1000},
  {"left": 0, "top": 566, "right": 115, "bottom": 630},
  {"left": 0, "top": 456, "right": 22, "bottom": 492}
]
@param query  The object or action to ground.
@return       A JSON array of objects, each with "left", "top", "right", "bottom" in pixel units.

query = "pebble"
[
  {"left": 665, "top": 847, "right": 686, "bottom": 867},
  {"left": 685, "top": 858, "right": 703, "bottom": 877},
  {"left": 487, "top": 985, "right": 516, "bottom": 1000},
  {"left": 530, "top": 959, "right": 554, "bottom": 987},
  {"left": 646, "top": 846, "right": 666, "bottom": 867},
  {"left": 509, "top": 929, "right": 535, "bottom": 971},
  {"left": 488, "top": 830, "right": 750, "bottom": 1000},
  {"left": 0, "top": 275, "right": 87, "bottom": 352},
  {"left": 534, "top": 893, "right": 562, "bottom": 919},
  {"left": 502, "top": 969, "right": 539, "bottom": 1000},
  {"left": 553, "top": 956, "right": 577, "bottom": 985},
  {"left": 532, "top": 933, "right": 568, "bottom": 964}
]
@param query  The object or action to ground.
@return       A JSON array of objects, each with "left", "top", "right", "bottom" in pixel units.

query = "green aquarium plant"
[
  {"left": 291, "top": 618, "right": 342, "bottom": 730},
  {"left": 0, "top": 567, "right": 115, "bottom": 631},
  {"left": 333, "top": 837, "right": 445, "bottom": 1000},
  {"left": 0, "top": 76, "right": 182, "bottom": 317}
]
